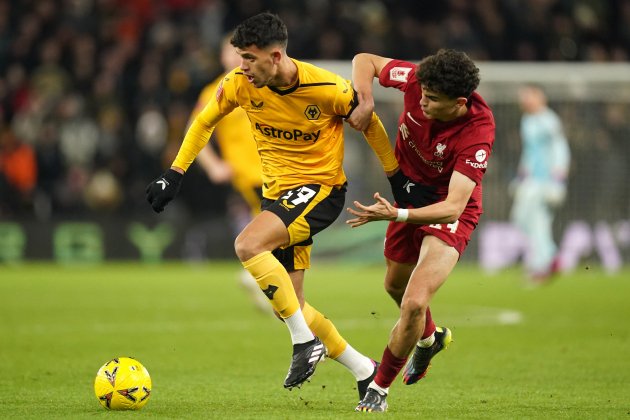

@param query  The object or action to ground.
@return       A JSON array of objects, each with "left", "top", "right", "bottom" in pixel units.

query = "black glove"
[
  {"left": 145, "top": 169, "right": 184, "bottom": 213},
  {"left": 387, "top": 169, "right": 438, "bottom": 208}
]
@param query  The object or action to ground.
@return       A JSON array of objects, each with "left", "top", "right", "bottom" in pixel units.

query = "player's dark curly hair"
[
  {"left": 416, "top": 49, "right": 480, "bottom": 99},
  {"left": 230, "top": 12, "right": 288, "bottom": 50}
]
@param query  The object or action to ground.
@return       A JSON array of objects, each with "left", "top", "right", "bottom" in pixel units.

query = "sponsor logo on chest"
[
  {"left": 399, "top": 121, "right": 445, "bottom": 173},
  {"left": 255, "top": 122, "right": 321, "bottom": 142}
]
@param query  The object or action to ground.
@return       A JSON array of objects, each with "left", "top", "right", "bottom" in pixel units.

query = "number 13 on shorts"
[{"left": 281, "top": 186, "right": 317, "bottom": 207}]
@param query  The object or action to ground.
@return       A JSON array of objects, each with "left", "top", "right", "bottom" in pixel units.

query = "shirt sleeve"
[
  {"left": 361, "top": 112, "right": 399, "bottom": 172},
  {"left": 188, "top": 80, "right": 218, "bottom": 125},
  {"left": 172, "top": 72, "right": 239, "bottom": 171},
  {"left": 378, "top": 59, "right": 416, "bottom": 91},
  {"left": 332, "top": 76, "right": 358, "bottom": 118},
  {"left": 453, "top": 123, "right": 495, "bottom": 185}
]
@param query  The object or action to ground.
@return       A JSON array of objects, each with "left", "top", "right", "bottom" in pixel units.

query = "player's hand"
[
  {"left": 145, "top": 168, "right": 184, "bottom": 213},
  {"left": 387, "top": 169, "right": 438, "bottom": 208},
  {"left": 545, "top": 181, "right": 567, "bottom": 207},
  {"left": 346, "top": 95, "right": 374, "bottom": 131},
  {"left": 346, "top": 192, "right": 397, "bottom": 228},
  {"left": 205, "top": 160, "right": 233, "bottom": 184}
]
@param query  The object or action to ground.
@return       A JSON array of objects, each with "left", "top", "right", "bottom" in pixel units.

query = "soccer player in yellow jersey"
[
  {"left": 146, "top": 12, "right": 407, "bottom": 400},
  {"left": 189, "top": 34, "right": 268, "bottom": 312}
]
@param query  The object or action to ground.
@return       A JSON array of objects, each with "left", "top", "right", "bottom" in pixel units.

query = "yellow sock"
[
  {"left": 302, "top": 302, "right": 347, "bottom": 359},
  {"left": 242, "top": 251, "right": 299, "bottom": 318}
]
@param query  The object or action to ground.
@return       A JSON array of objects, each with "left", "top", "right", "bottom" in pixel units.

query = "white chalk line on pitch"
[
  {"left": 7, "top": 306, "right": 522, "bottom": 335},
  {"left": 334, "top": 306, "right": 523, "bottom": 329}
]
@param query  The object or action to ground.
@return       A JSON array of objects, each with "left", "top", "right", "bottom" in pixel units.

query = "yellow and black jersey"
[
  {"left": 174, "top": 59, "right": 360, "bottom": 199},
  {"left": 189, "top": 75, "right": 263, "bottom": 200}
]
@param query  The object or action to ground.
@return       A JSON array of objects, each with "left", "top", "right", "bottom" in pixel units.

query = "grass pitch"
[{"left": 1, "top": 262, "right": 629, "bottom": 419}]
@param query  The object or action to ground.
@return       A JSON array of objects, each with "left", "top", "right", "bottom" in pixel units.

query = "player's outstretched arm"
[
  {"left": 145, "top": 117, "right": 215, "bottom": 213},
  {"left": 347, "top": 53, "right": 392, "bottom": 131},
  {"left": 347, "top": 171, "right": 476, "bottom": 227},
  {"left": 146, "top": 96, "right": 227, "bottom": 213}
]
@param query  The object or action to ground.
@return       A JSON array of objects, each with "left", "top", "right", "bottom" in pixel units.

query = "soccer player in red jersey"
[{"left": 346, "top": 49, "right": 496, "bottom": 412}]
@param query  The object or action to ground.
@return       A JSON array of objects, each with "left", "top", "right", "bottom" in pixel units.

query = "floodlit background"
[
  {"left": 0, "top": 2, "right": 629, "bottom": 418},
  {"left": 0, "top": 0, "right": 629, "bottom": 268}
]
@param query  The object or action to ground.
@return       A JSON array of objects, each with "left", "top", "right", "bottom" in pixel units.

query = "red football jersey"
[{"left": 379, "top": 59, "right": 495, "bottom": 219}]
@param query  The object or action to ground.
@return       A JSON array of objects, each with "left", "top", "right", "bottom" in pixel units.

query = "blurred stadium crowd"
[{"left": 1, "top": 0, "right": 630, "bottom": 219}]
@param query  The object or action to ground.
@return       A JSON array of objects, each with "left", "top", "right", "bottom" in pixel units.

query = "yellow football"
[{"left": 94, "top": 357, "right": 152, "bottom": 410}]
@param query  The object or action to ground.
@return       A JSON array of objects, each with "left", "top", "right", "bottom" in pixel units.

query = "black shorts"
[{"left": 262, "top": 183, "right": 346, "bottom": 271}]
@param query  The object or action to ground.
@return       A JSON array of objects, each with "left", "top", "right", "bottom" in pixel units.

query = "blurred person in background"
[
  {"left": 347, "top": 49, "right": 495, "bottom": 412},
  {"left": 0, "top": 127, "right": 37, "bottom": 214},
  {"left": 510, "top": 84, "right": 570, "bottom": 283},
  {"left": 188, "top": 33, "right": 267, "bottom": 312},
  {"left": 55, "top": 92, "right": 99, "bottom": 212},
  {"left": 2, "top": 0, "right": 630, "bottom": 220}
]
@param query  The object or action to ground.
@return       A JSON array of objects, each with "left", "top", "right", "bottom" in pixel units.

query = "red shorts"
[{"left": 384, "top": 216, "right": 478, "bottom": 264}]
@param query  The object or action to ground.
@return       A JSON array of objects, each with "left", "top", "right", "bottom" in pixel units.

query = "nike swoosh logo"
[
  {"left": 406, "top": 112, "right": 422, "bottom": 127},
  {"left": 157, "top": 180, "right": 167, "bottom": 190}
]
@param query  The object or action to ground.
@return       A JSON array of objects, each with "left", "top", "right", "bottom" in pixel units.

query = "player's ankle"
[{"left": 418, "top": 333, "right": 435, "bottom": 348}]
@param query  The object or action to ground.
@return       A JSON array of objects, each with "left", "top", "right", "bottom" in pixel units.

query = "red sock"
[
  {"left": 422, "top": 306, "right": 436, "bottom": 339},
  {"left": 374, "top": 346, "right": 407, "bottom": 389}
]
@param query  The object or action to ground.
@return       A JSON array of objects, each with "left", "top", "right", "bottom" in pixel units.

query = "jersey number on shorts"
[
  {"left": 281, "top": 186, "right": 317, "bottom": 208},
  {"left": 429, "top": 220, "right": 459, "bottom": 233}
]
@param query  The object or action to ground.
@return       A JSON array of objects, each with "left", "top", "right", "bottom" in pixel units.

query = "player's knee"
[
  {"left": 234, "top": 233, "right": 260, "bottom": 261},
  {"left": 384, "top": 281, "right": 405, "bottom": 304},
  {"left": 400, "top": 294, "right": 429, "bottom": 320}
]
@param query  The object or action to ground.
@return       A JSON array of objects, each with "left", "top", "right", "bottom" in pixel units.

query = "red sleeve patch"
[
  {"left": 215, "top": 80, "right": 224, "bottom": 101},
  {"left": 389, "top": 66, "right": 412, "bottom": 83}
]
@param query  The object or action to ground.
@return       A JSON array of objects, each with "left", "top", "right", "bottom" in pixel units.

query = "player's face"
[
  {"left": 518, "top": 86, "right": 544, "bottom": 114},
  {"left": 419, "top": 85, "right": 467, "bottom": 122},
  {"left": 235, "top": 45, "right": 279, "bottom": 88}
]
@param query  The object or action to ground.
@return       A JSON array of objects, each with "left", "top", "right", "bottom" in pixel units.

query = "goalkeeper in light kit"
[
  {"left": 146, "top": 12, "right": 432, "bottom": 402},
  {"left": 510, "top": 84, "right": 570, "bottom": 282},
  {"left": 347, "top": 49, "right": 496, "bottom": 412}
]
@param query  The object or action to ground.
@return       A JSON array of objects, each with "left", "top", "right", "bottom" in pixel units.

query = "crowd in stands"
[{"left": 1, "top": 0, "right": 629, "bottom": 219}]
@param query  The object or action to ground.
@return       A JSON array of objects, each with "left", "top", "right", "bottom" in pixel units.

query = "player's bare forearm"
[
  {"left": 348, "top": 53, "right": 380, "bottom": 131},
  {"left": 346, "top": 192, "right": 397, "bottom": 228},
  {"left": 398, "top": 171, "right": 474, "bottom": 225},
  {"left": 402, "top": 174, "right": 474, "bottom": 224},
  {"left": 347, "top": 100, "right": 373, "bottom": 131},
  {"left": 347, "top": 172, "right": 475, "bottom": 227},
  {"left": 351, "top": 53, "right": 378, "bottom": 97},
  {"left": 347, "top": 195, "right": 460, "bottom": 228}
]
